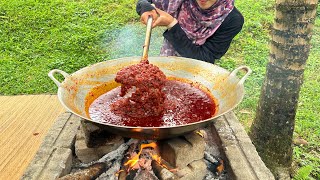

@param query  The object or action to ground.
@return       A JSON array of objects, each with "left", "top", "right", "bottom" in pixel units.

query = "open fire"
[
  {"left": 57, "top": 124, "right": 228, "bottom": 180},
  {"left": 122, "top": 142, "right": 166, "bottom": 172},
  {"left": 117, "top": 141, "right": 176, "bottom": 179},
  {"left": 23, "top": 111, "right": 275, "bottom": 180}
]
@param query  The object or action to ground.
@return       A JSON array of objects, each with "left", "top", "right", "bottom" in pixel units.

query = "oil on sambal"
[{"left": 88, "top": 60, "right": 217, "bottom": 127}]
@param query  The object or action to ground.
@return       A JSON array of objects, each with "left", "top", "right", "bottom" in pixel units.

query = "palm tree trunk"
[{"left": 249, "top": 0, "right": 318, "bottom": 177}]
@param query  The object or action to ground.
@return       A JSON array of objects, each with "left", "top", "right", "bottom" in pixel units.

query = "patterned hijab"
[{"left": 153, "top": 0, "right": 234, "bottom": 56}]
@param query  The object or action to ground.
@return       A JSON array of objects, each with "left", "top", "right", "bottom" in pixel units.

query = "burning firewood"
[
  {"left": 118, "top": 170, "right": 128, "bottom": 180},
  {"left": 152, "top": 160, "right": 178, "bottom": 180},
  {"left": 69, "top": 139, "right": 137, "bottom": 180},
  {"left": 216, "top": 158, "right": 224, "bottom": 175},
  {"left": 122, "top": 141, "right": 158, "bottom": 171},
  {"left": 57, "top": 163, "right": 106, "bottom": 180},
  {"left": 204, "top": 154, "right": 225, "bottom": 176}
]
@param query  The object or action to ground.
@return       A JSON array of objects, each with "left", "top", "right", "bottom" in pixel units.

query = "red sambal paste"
[
  {"left": 110, "top": 60, "right": 167, "bottom": 117},
  {"left": 89, "top": 79, "right": 217, "bottom": 127}
]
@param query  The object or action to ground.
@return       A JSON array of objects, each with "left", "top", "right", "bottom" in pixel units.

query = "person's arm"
[
  {"left": 163, "top": 8, "right": 244, "bottom": 63},
  {"left": 136, "top": 0, "right": 155, "bottom": 15}
]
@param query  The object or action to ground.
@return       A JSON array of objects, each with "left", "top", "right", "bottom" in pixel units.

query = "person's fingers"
[
  {"left": 150, "top": 10, "right": 159, "bottom": 23},
  {"left": 152, "top": 8, "right": 174, "bottom": 27},
  {"left": 140, "top": 12, "right": 150, "bottom": 24},
  {"left": 152, "top": 15, "right": 158, "bottom": 23},
  {"left": 140, "top": 17, "right": 146, "bottom": 24},
  {"left": 141, "top": 10, "right": 158, "bottom": 25},
  {"left": 141, "top": 8, "right": 174, "bottom": 28},
  {"left": 152, "top": 17, "right": 162, "bottom": 28}
]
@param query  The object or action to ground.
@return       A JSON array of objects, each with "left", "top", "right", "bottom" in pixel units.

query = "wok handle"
[
  {"left": 48, "top": 69, "right": 70, "bottom": 87},
  {"left": 230, "top": 66, "right": 252, "bottom": 85}
]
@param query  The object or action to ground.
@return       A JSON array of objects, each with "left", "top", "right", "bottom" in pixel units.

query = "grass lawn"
[{"left": 0, "top": 0, "right": 319, "bottom": 179}]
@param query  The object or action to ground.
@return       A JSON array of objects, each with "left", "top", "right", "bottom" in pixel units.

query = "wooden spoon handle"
[{"left": 141, "top": 15, "right": 153, "bottom": 61}]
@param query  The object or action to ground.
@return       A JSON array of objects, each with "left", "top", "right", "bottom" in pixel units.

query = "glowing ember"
[
  {"left": 124, "top": 142, "right": 156, "bottom": 168},
  {"left": 122, "top": 142, "right": 172, "bottom": 172}
]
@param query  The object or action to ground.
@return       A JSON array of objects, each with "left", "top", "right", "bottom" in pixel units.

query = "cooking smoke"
[{"left": 104, "top": 24, "right": 164, "bottom": 59}]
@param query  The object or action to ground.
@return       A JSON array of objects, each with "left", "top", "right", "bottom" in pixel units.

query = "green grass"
[
  {"left": 0, "top": 0, "right": 137, "bottom": 94},
  {"left": 219, "top": 0, "right": 274, "bottom": 130},
  {"left": 292, "top": 19, "right": 320, "bottom": 179},
  {"left": 228, "top": 1, "right": 320, "bottom": 179},
  {"left": 0, "top": 0, "right": 319, "bottom": 178}
]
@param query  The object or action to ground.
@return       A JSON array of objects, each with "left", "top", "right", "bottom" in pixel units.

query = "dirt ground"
[{"left": 0, "top": 95, "right": 66, "bottom": 180}]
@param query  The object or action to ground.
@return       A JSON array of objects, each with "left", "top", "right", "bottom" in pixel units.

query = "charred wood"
[
  {"left": 58, "top": 162, "right": 106, "bottom": 180},
  {"left": 204, "top": 152, "right": 218, "bottom": 164},
  {"left": 118, "top": 170, "right": 128, "bottom": 180},
  {"left": 152, "top": 160, "right": 178, "bottom": 180},
  {"left": 96, "top": 158, "right": 122, "bottom": 180},
  {"left": 133, "top": 169, "right": 158, "bottom": 180},
  {"left": 77, "top": 139, "right": 135, "bottom": 168}
]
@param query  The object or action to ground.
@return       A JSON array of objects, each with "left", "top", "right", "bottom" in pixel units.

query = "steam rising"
[{"left": 104, "top": 23, "right": 164, "bottom": 59}]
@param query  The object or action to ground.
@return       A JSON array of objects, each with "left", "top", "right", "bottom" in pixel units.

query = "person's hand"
[
  {"left": 140, "top": 9, "right": 159, "bottom": 25},
  {"left": 152, "top": 8, "right": 177, "bottom": 28}
]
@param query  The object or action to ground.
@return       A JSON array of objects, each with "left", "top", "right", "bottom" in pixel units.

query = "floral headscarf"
[{"left": 153, "top": 0, "right": 234, "bottom": 56}]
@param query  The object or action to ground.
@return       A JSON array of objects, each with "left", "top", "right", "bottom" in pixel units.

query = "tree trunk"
[{"left": 249, "top": 0, "right": 318, "bottom": 178}]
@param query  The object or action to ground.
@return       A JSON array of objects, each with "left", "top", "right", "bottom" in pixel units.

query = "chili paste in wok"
[
  {"left": 88, "top": 78, "right": 217, "bottom": 127},
  {"left": 111, "top": 60, "right": 167, "bottom": 118}
]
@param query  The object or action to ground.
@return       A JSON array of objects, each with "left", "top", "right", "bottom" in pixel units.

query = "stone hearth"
[{"left": 21, "top": 112, "right": 274, "bottom": 180}]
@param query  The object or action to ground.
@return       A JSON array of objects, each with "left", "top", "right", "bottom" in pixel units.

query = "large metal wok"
[{"left": 49, "top": 56, "right": 251, "bottom": 140}]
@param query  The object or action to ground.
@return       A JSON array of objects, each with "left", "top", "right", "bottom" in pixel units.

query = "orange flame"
[
  {"left": 151, "top": 153, "right": 169, "bottom": 169},
  {"left": 124, "top": 142, "right": 158, "bottom": 169},
  {"left": 196, "top": 130, "right": 204, "bottom": 137},
  {"left": 115, "top": 169, "right": 124, "bottom": 177}
]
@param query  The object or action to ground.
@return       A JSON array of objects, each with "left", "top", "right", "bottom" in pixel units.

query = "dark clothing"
[
  {"left": 136, "top": 0, "right": 244, "bottom": 63},
  {"left": 136, "top": 0, "right": 155, "bottom": 15},
  {"left": 163, "top": 7, "right": 244, "bottom": 63}
]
